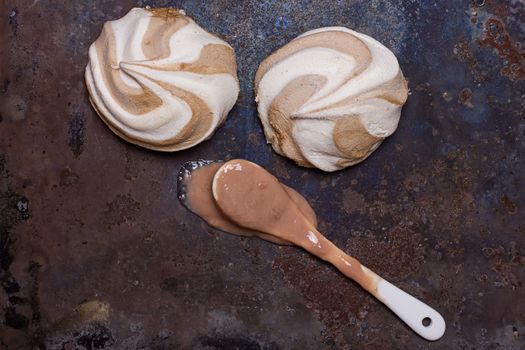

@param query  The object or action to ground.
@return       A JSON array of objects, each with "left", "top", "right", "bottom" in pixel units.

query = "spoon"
[{"left": 211, "top": 159, "right": 446, "bottom": 341}]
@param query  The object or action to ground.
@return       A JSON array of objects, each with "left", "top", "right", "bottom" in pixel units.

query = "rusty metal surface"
[{"left": 1, "top": 0, "right": 524, "bottom": 349}]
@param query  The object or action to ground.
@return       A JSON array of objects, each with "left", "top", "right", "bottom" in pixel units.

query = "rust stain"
[
  {"left": 273, "top": 226, "right": 425, "bottom": 346},
  {"left": 248, "top": 132, "right": 259, "bottom": 146},
  {"left": 403, "top": 173, "right": 427, "bottom": 193},
  {"left": 479, "top": 18, "right": 525, "bottom": 81},
  {"left": 272, "top": 250, "right": 373, "bottom": 347},
  {"left": 51, "top": 301, "right": 110, "bottom": 333},
  {"left": 59, "top": 167, "right": 80, "bottom": 187},
  {"left": 342, "top": 188, "right": 366, "bottom": 215},
  {"left": 469, "top": 0, "right": 483, "bottom": 24},
  {"left": 489, "top": 3, "right": 508, "bottom": 19},
  {"left": 273, "top": 159, "right": 291, "bottom": 180},
  {"left": 453, "top": 41, "right": 488, "bottom": 83},
  {"left": 457, "top": 88, "right": 474, "bottom": 108},
  {"left": 345, "top": 227, "right": 425, "bottom": 281},
  {"left": 500, "top": 195, "right": 518, "bottom": 214},
  {"left": 104, "top": 194, "right": 141, "bottom": 227},
  {"left": 431, "top": 159, "right": 447, "bottom": 177},
  {"left": 482, "top": 242, "right": 523, "bottom": 289}
]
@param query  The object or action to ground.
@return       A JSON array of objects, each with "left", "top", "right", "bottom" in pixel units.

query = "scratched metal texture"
[{"left": 1, "top": 0, "right": 524, "bottom": 349}]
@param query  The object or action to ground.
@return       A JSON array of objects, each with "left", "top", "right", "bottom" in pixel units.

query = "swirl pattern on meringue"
[
  {"left": 254, "top": 27, "right": 408, "bottom": 172},
  {"left": 85, "top": 8, "right": 239, "bottom": 151}
]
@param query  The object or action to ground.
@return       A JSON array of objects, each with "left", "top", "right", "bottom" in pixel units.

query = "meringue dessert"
[
  {"left": 85, "top": 8, "right": 239, "bottom": 151},
  {"left": 254, "top": 27, "right": 408, "bottom": 172},
  {"left": 178, "top": 159, "right": 445, "bottom": 340}
]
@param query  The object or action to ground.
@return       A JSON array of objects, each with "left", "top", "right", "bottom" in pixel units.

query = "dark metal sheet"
[{"left": 1, "top": 0, "right": 524, "bottom": 349}]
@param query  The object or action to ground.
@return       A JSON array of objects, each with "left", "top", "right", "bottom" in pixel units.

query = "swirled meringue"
[
  {"left": 254, "top": 27, "right": 408, "bottom": 172},
  {"left": 85, "top": 8, "right": 239, "bottom": 151}
]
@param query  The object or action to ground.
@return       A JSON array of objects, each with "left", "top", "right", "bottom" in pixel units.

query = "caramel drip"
[
  {"left": 140, "top": 9, "right": 237, "bottom": 77},
  {"left": 267, "top": 75, "right": 327, "bottom": 167},
  {"left": 328, "top": 71, "right": 409, "bottom": 111},
  {"left": 333, "top": 117, "right": 382, "bottom": 166},
  {"left": 147, "top": 79, "right": 214, "bottom": 148},
  {"left": 145, "top": 8, "right": 185, "bottom": 18},
  {"left": 141, "top": 10, "right": 188, "bottom": 60},
  {"left": 95, "top": 24, "right": 163, "bottom": 115},
  {"left": 330, "top": 72, "right": 407, "bottom": 162},
  {"left": 255, "top": 30, "right": 371, "bottom": 90},
  {"left": 137, "top": 44, "right": 238, "bottom": 76},
  {"left": 99, "top": 74, "right": 214, "bottom": 150}
]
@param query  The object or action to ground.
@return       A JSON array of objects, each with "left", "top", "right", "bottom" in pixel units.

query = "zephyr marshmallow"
[
  {"left": 86, "top": 8, "right": 239, "bottom": 151},
  {"left": 255, "top": 27, "right": 408, "bottom": 172}
]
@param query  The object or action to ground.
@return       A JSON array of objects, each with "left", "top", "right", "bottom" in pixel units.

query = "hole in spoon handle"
[{"left": 375, "top": 278, "right": 446, "bottom": 341}]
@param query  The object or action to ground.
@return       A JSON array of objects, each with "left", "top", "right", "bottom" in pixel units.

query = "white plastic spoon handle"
[
  {"left": 295, "top": 231, "right": 446, "bottom": 341},
  {"left": 371, "top": 271, "right": 446, "bottom": 341}
]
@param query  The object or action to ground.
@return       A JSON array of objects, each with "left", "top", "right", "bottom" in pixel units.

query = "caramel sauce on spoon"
[
  {"left": 178, "top": 159, "right": 446, "bottom": 341},
  {"left": 178, "top": 160, "right": 317, "bottom": 245},
  {"left": 211, "top": 159, "right": 378, "bottom": 292}
]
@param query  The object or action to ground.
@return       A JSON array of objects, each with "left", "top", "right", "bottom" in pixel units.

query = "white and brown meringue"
[
  {"left": 255, "top": 27, "right": 408, "bottom": 172},
  {"left": 85, "top": 8, "right": 239, "bottom": 151}
]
